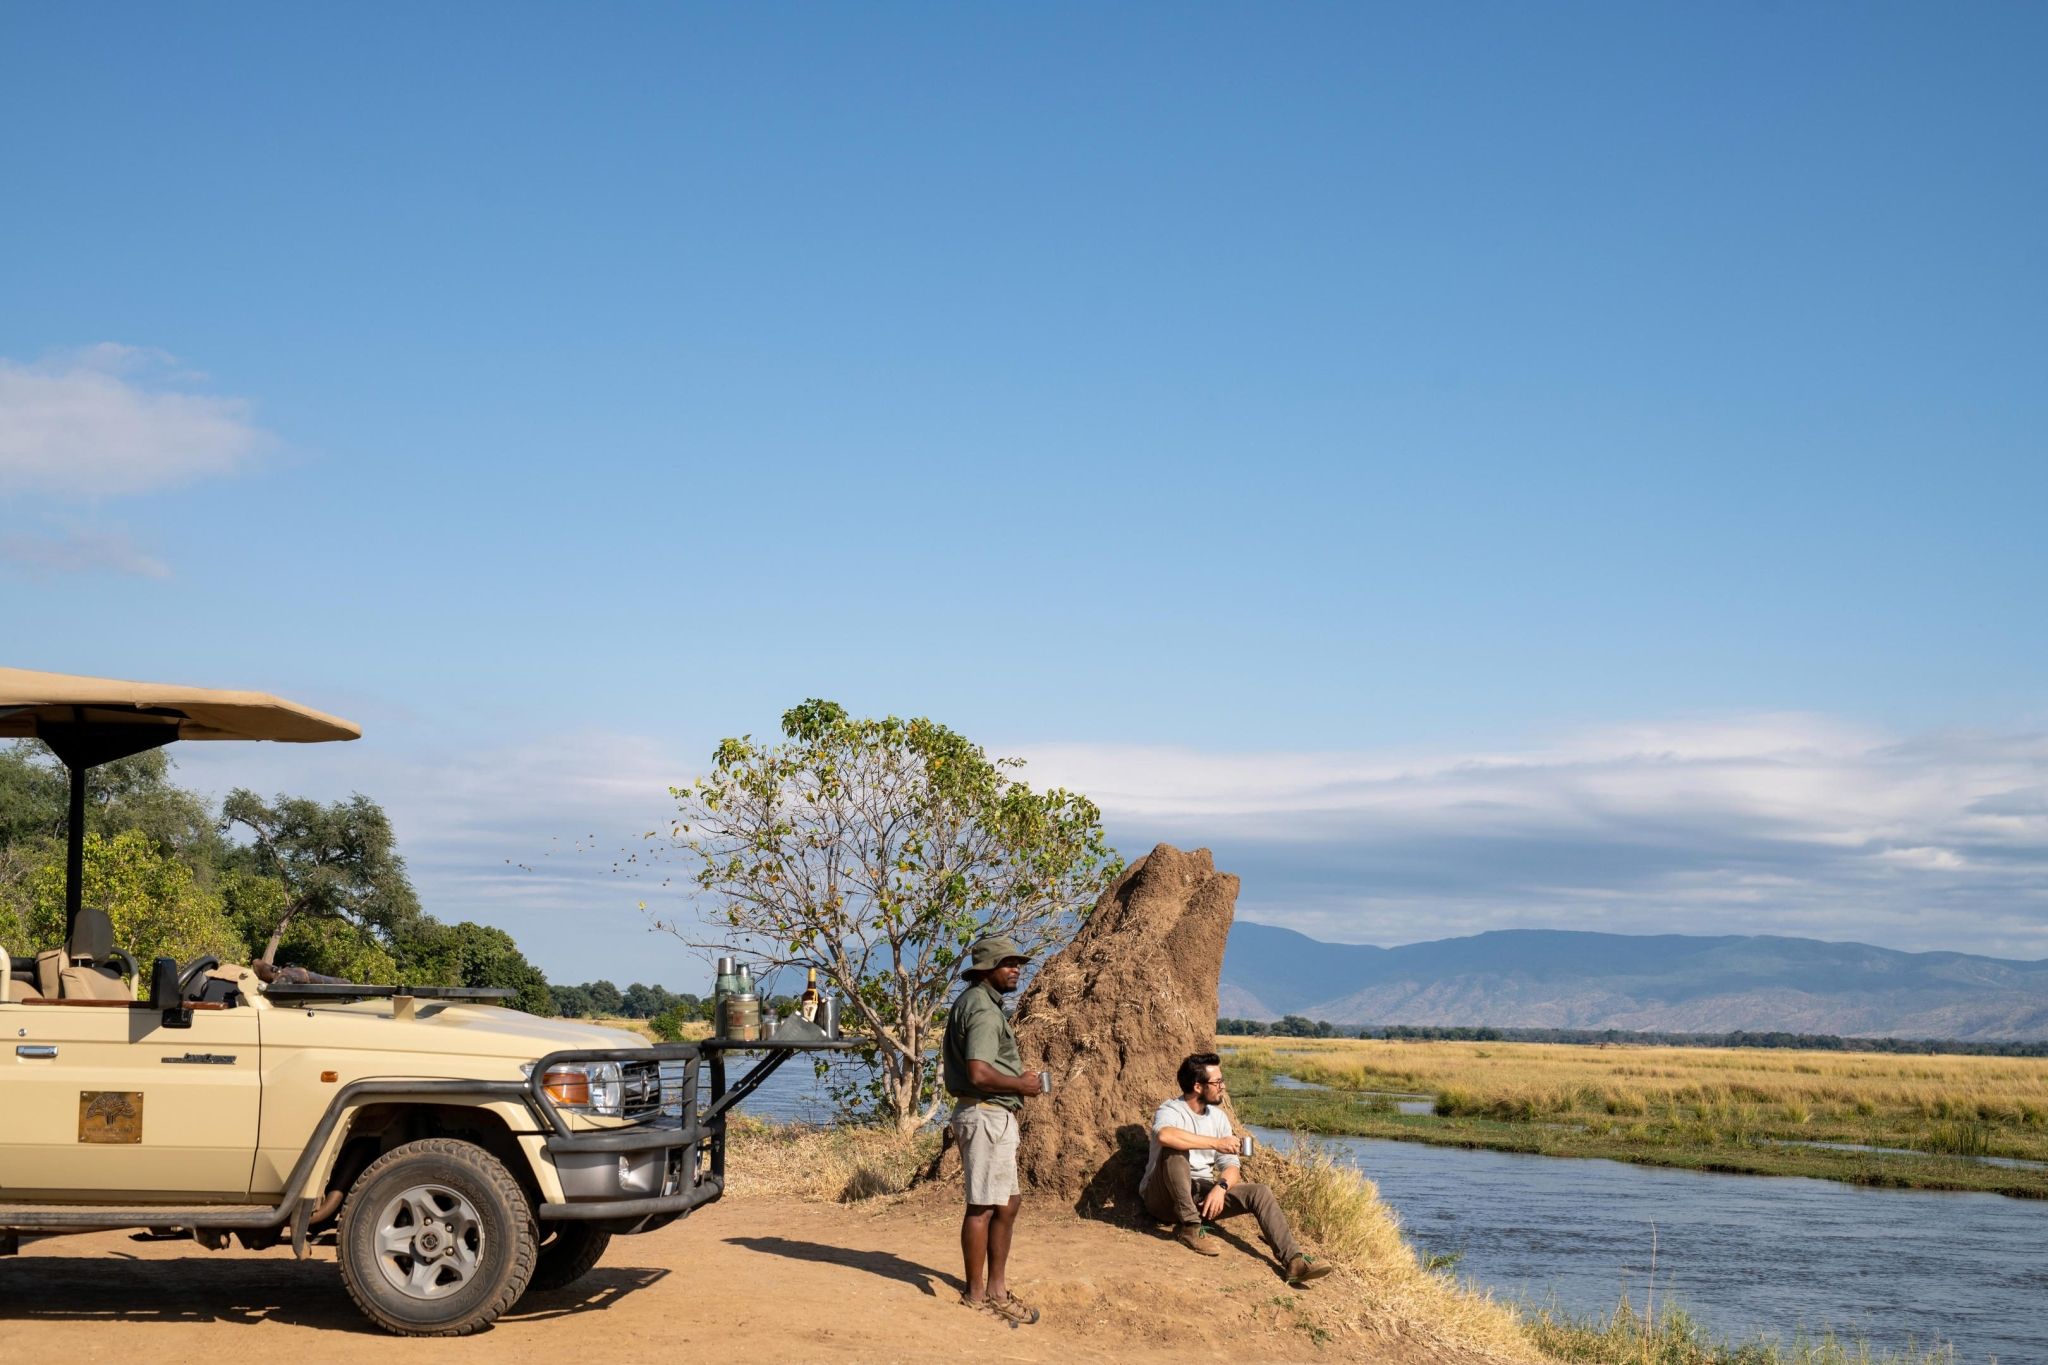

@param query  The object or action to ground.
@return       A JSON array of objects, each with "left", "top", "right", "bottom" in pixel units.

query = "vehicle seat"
[
  {"left": 53, "top": 907, "right": 134, "bottom": 1002},
  {"left": 0, "top": 947, "right": 39, "bottom": 1002},
  {"left": 35, "top": 948, "right": 64, "bottom": 998}
]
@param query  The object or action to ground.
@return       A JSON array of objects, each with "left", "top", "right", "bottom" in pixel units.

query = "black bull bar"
[{"left": 529, "top": 1037, "right": 860, "bottom": 1222}]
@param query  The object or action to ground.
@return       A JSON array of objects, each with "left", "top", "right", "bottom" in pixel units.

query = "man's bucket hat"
[{"left": 964, "top": 935, "right": 1030, "bottom": 974}]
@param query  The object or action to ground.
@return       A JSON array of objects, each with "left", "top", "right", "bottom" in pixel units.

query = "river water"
[
  {"left": 1248, "top": 1126, "right": 2046, "bottom": 1364},
  {"left": 712, "top": 1056, "right": 2045, "bottom": 1362}
]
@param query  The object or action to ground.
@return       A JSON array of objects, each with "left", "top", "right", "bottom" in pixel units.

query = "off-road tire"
[
  {"left": 337, "top": 1138, "right": 536, "bottom": 1337},
  {"left": 525, "top": 1223, "right": 612, "bottom": 1295}
]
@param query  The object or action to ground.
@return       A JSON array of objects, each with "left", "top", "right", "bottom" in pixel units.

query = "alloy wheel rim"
[{"left": 372, "top": 1182, "right": 485, "bottom": 1300}]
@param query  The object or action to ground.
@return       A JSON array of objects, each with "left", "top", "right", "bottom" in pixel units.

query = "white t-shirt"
[{"left": 1143, "top": 1096, "right": 1241, "bottom": 1187}]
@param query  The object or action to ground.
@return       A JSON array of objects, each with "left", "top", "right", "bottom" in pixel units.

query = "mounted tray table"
[{"left": 698, "top": 1032, "right": 864, "bottom": 1124}]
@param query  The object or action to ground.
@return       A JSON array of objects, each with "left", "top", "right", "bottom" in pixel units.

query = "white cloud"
[
  {"left": 174, "top": 729, "right": 710, "bottom": 987},
  {"left": 0, "top": 524, "right": 171, "bottom": 579},
  {"left": 157, "top": 711, "right": 2048, "bottom": 982},
  {"left": 0, "top": 344, "right": 268, "bottom": 498},
  {"left": 1010, "top": 715, "right": 2048, "bottom": 959}
]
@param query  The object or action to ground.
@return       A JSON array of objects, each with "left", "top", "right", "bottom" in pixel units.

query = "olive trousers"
[{"left": 1139, "top": 1149, "right": 1301, "bottom": 1264}]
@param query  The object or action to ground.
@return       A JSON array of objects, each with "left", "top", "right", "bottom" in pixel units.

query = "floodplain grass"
[
  {"left": 1522, "top": 1299, "right": 1956, "bottom": 1365},
  {"left": 1223, "top": 1036, "right": 2048, "bottom": 1198}
]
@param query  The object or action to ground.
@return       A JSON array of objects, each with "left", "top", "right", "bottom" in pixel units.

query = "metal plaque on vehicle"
[{"left": 78, "top": 1091, "right": 143, "bottom": 1144}]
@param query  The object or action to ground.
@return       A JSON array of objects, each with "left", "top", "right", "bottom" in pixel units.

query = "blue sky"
[{"left": 4, "top": 5, "right": 2044, "bottom": 986}]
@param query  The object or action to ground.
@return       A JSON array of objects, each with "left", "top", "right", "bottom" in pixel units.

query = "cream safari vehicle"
[{"left": 0, "top": 670, "right": 837, "bottom": 1335}]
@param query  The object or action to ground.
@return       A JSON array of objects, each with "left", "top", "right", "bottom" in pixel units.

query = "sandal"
[{"left": 988, "top": 1291, "right": 1040, "bottom": 1327}]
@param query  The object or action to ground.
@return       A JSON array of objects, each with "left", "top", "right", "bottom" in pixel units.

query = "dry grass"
[
  {"left": 1257, "top": 1134, "right": 1543, "bottom": 1361},
  {"left": 580, "top": 1016, "right": 715, "bottom": 1042},
  {"left": 722, "top": 1114, "right": 942, "bottom": 1202},
  {"left": 585, "top": 1015, "right": 658, "bottom": 1039}
]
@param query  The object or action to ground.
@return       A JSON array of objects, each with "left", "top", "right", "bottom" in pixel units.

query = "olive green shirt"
[{"left": 943, "top": 978, "right": 1023, "bottom": 1112}]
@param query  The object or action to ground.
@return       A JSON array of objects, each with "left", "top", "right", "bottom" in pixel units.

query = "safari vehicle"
[{"left": 0, "top": 669, "right": 840, "bottom": 1336}]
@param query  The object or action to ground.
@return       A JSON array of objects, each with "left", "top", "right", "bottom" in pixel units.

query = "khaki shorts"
[{"left": 951, "top": 1103, "right": 1020, "bottom": 1205}]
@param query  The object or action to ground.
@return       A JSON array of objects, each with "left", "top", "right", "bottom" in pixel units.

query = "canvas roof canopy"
[
  {"left": 0, "top": 667, "right": 359, "bottom": 746},
  {"left": 1, "top": 667, "right": 359, "bottom": 941}
]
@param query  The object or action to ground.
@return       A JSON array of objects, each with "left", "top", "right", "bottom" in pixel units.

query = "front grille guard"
[
  {"left": 525, "top": 1039, "right": 856, "bottom": 1221},
  {"left": 526, "top": 1043, "right": 707, "bottom": 1147}
]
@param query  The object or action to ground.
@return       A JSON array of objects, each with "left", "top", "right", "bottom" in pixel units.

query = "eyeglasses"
[{"left": 1201, "top": 1077, "right": 1228, "bottom": 1088}]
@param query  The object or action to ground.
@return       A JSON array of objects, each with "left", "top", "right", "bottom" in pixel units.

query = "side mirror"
[{"left": 151, "top": 957, "right": 192, "bottom": 1029}]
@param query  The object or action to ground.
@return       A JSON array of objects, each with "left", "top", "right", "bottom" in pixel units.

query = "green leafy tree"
[
  {"left": 551, "top": 983, "right": 596, "bottom": 1017},
  {"left": 622, "top": 982, "right": 677, "bottom": 1018},
  {"left": 0, "top": 741, "right": 66, "bottom": 851},
  {"left": 0, "top": 842, "right": 38, "bottom": 956},
  {"left": 1, "top": 743, "right": 559, "bottom": 1012},
  {"left": 650, "top": 699, "right": 1122, "bottom": 1130},
  {"left": 16, "top": 830, "right": 240, "bottom": 969},
  {"left": 1, "top": 742, "right": 219, "bottom": 861},
  {"left": 400, "top": 920, "right": 552, "bottom": 1015},
  {"left": 220, "top": 789, "right": 423, "bottom": 966}
]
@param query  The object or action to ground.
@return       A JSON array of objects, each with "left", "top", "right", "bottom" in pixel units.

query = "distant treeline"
[
  {"left": 549, "top": 979, "right": 709, "bottom": 1020},
  {"left": 1216, "top": 1016, "right": 2048, "bottom": 1058}
]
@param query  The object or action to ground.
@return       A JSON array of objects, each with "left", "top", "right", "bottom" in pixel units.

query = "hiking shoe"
[
  {"left": 989, "top": 1291, "right": 1040, "bottom": 1326},
  {"left": 1175, "top": 1222, "right": 1222, "bottom": 1257},
  {"left": 1287, "top": 1253, "right": 1333, "bottom": 1285}
]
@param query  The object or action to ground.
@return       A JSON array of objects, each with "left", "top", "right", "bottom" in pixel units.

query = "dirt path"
[{"left": 0, "top": 1197, "right": 1470, "bottom": 1364}]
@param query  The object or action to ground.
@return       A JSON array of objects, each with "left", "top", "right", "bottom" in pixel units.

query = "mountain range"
[{"left": 1218, "top": 923, "right": 2048, "bottom": 1041}]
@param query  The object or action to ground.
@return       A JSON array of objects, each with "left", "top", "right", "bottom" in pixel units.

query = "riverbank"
[
  {"left": 1225, "top": 1036, "right": 2048, "bottom": 1198},
  {"left": 725, "top": 1115, "right": 1542, "bottom": 1359},
  {"left": 3, "top": 1106, "right": 1957, "bottom": 1362},
  {"left": 725, "top": 1119, "right": 1964, "bottom": 1364},
  {"left": 0, "top": 1193, "right": 1484, "bottom": 1364}
]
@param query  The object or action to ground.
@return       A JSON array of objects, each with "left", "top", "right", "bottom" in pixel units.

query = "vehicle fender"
[{"left": 294, "top": 1089, "right": 562, "bottom": 1206}]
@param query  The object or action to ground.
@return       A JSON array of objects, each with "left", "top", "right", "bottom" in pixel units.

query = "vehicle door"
[{"left": 2, "top": 995, "right": 261, "bottom": 1201}]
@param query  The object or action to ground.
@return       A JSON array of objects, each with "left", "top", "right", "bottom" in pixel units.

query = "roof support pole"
[
  {"left": 36, "top": 718, "right": 180, "bottom": 945},
  {"left": 66, "top": 761, "right": 86, "bottom": 945}
]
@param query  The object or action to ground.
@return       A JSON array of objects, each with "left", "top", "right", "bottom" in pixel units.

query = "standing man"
[
  {"left": 943, "top": 934, "right": 1043, "bottom": 1326},
  {"left": 1140, "top": 1052, "right": 1331, "bottom": 1285}
]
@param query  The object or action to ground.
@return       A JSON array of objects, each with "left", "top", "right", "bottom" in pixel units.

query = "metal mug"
[
  {"left": 1238, "top": 1132, "right": 1256, "bottom": 1158},
  {"left": 819, "top": 994, "right": 840, "bottom": 1038},
  {"left": 1037, "top": 1069, "right": 1052, "bottom": 1098}
]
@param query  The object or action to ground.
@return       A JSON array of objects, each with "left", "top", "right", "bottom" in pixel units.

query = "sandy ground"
[{"left": 0, "top": 1197, "right": 1465, "bottom": 1364}]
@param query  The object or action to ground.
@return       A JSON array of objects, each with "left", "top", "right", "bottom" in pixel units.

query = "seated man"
[{"left": 1140, "top": 1052, "right": 1331, "bottom": 1285}]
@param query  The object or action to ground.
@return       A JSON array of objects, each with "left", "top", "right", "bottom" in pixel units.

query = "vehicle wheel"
[
  {"left": 337, "top": 1138, "right": 536, "bottom": 1336},
  {"left": 524, "top": 1223, "right": 611, "bottom": 1295}
]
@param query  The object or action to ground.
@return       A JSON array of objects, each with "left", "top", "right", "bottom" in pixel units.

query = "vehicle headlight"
[{"left": 529, "top": 1060, "right": 624, "bottom": 1116}]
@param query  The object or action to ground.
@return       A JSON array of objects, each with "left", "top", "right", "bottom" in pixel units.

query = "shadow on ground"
[
  {"left": 0, "top": 1255, "right": 670, "bottom": 1332},
  {"left": 724, "top": 1234, "right": 950, "bottom": 1298},
  {"left": 502, "top": 1268, "right": 672, "bottom": 1321}
]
